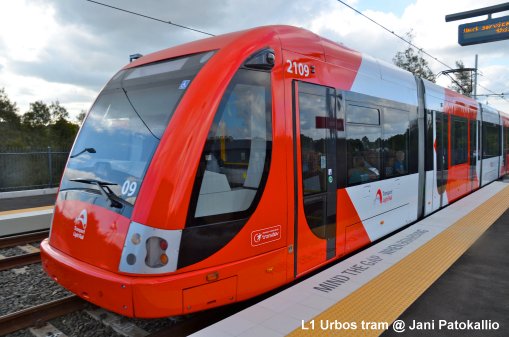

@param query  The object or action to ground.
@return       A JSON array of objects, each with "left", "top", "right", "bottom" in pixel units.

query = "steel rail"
[
  {"left": 0, "top": 230, "right": 49, "bottom": 249},
  {"left": 0, "top": 295, "right": 87, "bottom": 336},
  {"left": 0, "top": 252, "right": 41, "bottom": 271}
]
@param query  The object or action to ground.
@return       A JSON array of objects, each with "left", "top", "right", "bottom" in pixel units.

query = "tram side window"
[
  {"left": 505, "top": 126, "right": 509, "bottom": 154},
  {"left": 346, "top": 105, "right": 381, "bottom": 186},
  {"left": 192, "top": 69, "right": 272, "bottom": 220},
  {"left": 384, "top": 108, "right": 409, "bottom": 177},
  {"left": 482, "top": 122, "right": 501, "bottom": 158},
  {"left": 425, "top": 111, "right": 434, "bottom": 171},
  {"left": 346, "top": 104, "right": 380, "bottom": 124},
  {"left": 299, "top": 90, "right": 328, "bottom": 196},
  {"left": 436, "top": 112, "right": 449, "bottom": 172},
  {"left": 470, "top": 119, "right": 476, "bottom": 166},
  {"left": 451, "top": 117, "right": 468, "bottom": 165}
]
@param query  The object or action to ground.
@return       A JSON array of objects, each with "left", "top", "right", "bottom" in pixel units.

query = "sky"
[{"left": 0, "top": 0, "right": 508, "bottom": 121}]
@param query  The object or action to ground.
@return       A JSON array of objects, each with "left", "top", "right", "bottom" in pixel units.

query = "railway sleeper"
[
  {"left": 29, "top": 322, "right": 68, "bottom": 337},
  {"left": 85, "top": 308, "right": 149, "bottom": 337}
]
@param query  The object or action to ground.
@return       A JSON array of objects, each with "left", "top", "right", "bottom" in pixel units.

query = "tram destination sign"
[{"left": 458, "top": 15, "right": 509, "bottom": 46}]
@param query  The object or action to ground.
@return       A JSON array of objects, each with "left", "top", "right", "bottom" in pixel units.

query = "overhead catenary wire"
[
  {"left": 335, "top": 0, "right": 509, "bottom": 104},
  {"left": 84, "top": 0, "right": 215, "bottom": 36},
  {"left": 478, "top": 85, "right": 500, "bottom": 95},
  {"left": 436, "top": 71, "right": 471, "bottom": 94},
  {"left": 475, "top": 93, "right": 507, "bottom": 98},
  {"left": 87, "top": 0, "right": 507, "bottom": 103},
  {"left": 475, "top": 71, "right": 507, "bottom": 100},
  {"left": 335, "top": 0, "right": 454, "bottom": 70}
]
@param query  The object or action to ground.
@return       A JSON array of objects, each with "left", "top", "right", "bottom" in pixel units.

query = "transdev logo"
[
  {"left": 375, "top": 188, "right": 393, "bottom": 204},
  {"left": 251, "top": 225, "right": 281, "bottom": 247},
  {"left": 73, "top": 209, "right": 88, "bottom": 240}
]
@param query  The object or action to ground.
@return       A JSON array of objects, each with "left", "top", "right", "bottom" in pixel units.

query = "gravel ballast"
[
  {"left": 0, "top": 246, "right": 26, "bottom": 257},
  {"left": 50, "top": 309, "right": 121, "bottom": 337},
  {"left": 1, "top": 262, "right": 194, "bottom": 336},
  {"left": 0, "top": 263, "right": 71, "bottom": 316}
]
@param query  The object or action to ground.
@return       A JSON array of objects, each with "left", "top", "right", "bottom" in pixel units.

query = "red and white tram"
[{"left": 40, "top": 26, "right": 509, "bottom": 318}]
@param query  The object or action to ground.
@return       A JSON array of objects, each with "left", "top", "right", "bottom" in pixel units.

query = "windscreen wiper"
[
  {"left": 122, "top": 88, "right": 159, "bottom": 139},
  {"left": 70, "top": 178, "right": 131, "bottom": 209},
  {"left": 70, "top": 147, "right": 96, "bottom": 158}
]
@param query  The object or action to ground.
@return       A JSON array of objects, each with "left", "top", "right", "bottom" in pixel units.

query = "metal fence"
[{"left": 0, "top": 148, "right": 69, "bottom": 192}]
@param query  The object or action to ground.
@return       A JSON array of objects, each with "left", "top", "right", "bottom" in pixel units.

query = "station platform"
[
  {"left": 0, "top": 193, "right": 56, "bottom": 212},
  {"left": 0, "top": 194, "right": 55, "bottom": 236},
  {"left": 191, "top": 180, "right": 509, "bottom": 337}
]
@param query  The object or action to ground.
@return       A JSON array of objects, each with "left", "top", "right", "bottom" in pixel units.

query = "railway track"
[
  {"left": 0, "top": 252, "right": 41, "bottom": 272},
  {"left": 0, "top": 230, "right": 48, "bottom": 271},
  {"left": 0, "top": 229, "right": 248, "bottom": 336},
  {"left": 0, "top": 295, "right": 246, "bottom": 337},
  {"left": 0, "top": 295, "right": 87, "bottom": 336},
  {"left": 0, "top": 229, "right": 49, "bottom": 249}
]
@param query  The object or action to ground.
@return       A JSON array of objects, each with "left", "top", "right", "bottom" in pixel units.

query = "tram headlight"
[
  {"left": 119, "top": 221, "right": 181, "bottom": 274},
  {"left": 131, "top": 233, "right": 141, "bottom": 245},
  {"left": 159, "top": 238, "right": 168, "bottom": 250},
  {"left": 160, "top": 254, "right": 169, "bottom": 265},
  {"left": 145, "top": 236, "right": 169, "bottom": 268}
]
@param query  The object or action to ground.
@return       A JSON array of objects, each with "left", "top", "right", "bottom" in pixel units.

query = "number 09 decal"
[
  {"left": 286, "top": 60, "right": 311, "bottom": 77},
  {"left": 122, "top": 180, "right": 138, "bottom": 197}
]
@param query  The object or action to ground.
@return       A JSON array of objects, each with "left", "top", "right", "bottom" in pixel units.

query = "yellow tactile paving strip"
[
  {"left": 289, "top": 184, "right": 509, "bottom": 337},
  {"left": 0, "top": 205, "right": 54, "bottom": 217}
]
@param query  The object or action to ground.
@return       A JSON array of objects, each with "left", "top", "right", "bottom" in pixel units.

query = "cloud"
[
  {"left": 11, "top": 59, "right": 107, "bottom": 90},
  {"left": 310, "top": 0, "right": 509, "bottom": 110},
  {"left": 0, "top": 0, "right": 508, "bottom": 115}
]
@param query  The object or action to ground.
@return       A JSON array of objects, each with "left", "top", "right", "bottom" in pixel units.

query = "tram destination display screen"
[{"left": 458, "top": 15, "right": 509, "bottom": 46}]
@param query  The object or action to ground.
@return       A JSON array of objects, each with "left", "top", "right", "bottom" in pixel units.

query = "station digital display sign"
[{"left": 458, "top": 15, "right": 509, "bottom": 46}]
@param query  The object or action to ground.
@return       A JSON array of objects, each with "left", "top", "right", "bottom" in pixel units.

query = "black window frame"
[
  {"left": 60, "top": 51, "right": 216, "bottom": 214},
  {"left": 482, "top": 121, "right": 501, "bottom": 159},
  {"left": 186, "top": 66, "right": 273, "bottom": 227},
  {"left": 345, "top": 101, "right": 382, "bottom": 187},
  {"left": 451, "top": 116, "right": 468, "bottom": 166},
  {"left": 504, "top": 125, "right": 509, "bottom": 154},
  {"left": 383, "top": 107, "right": 411, "bottom": 178},
  {"left": 344, "top": 92, "right": 415, "bottom": 187},
  {"left": 436, "top": 112, "right": 449, "bottom": 172},
  {"left": 296, "top": 81, "right": 337, "bottom": 240},
  {"left": 470, "top": 119, "right": 477, "bottom": 167},
  {"left": 425, "top": 110, "right": 434, "bottom": 171},
  {"left": 346, "top": 104, "right": 380, "bottom": 125},
  {"left": 298, "top": 84, "right": 333, "bottom": 197}
]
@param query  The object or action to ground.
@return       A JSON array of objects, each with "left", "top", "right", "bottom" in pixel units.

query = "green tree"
[
  {"left": 450, "top": 60, "right": 473, "bottom": 96},
  {"left": 1, "top": 95, "right": 79, "bottom": 151},
  {"left": 49, "top": 100, "right": 69, "bottom": 122},
  {"left": 48, "top": 102, "right": 79, "bottom": 149},
  {"left": 0, "top": 88, "right": 20, "bottom": 125},
  {"left": 22, "top": 101, "right": 51, "bottom": 128},
  {"left": 0, "top": 88, "right": 23, "bottom": 149},
  {"left": 49, "top": 118, "right": 79, "bottom": 149},
  {"left": 393, "top": 31, "right": 435, "bottom": 82},
  {"left": 76, "top": 110, "right": 87, "bottom": 125}
]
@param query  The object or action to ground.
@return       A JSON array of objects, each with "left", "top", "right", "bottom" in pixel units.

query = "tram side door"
[
  {"left": 293, "top": 81, "right": 337, "bottom": 276},
  {"left": 469, "top": 116, "right": 478, "bottom": 191},
  {"left": 436, "top": 112, "right": 448, "bottom": 207}
]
